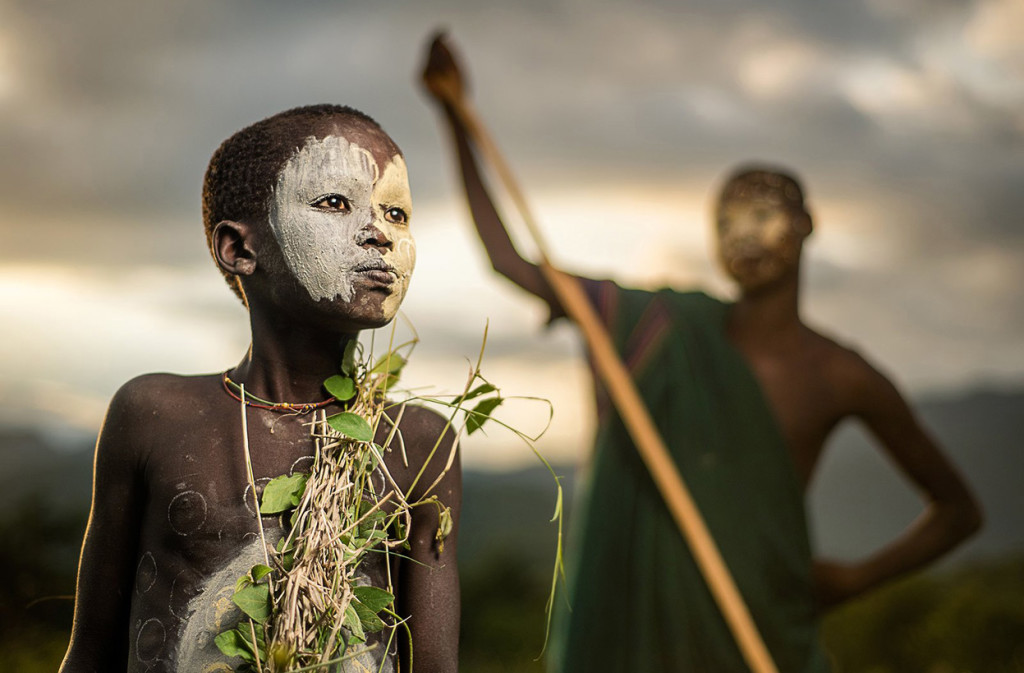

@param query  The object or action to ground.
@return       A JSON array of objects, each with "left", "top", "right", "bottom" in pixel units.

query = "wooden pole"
[{"left": 446, "top": 95, "right": 780, "bottom": 673}]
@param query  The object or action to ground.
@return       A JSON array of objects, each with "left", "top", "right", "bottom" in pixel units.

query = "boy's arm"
[
  {"left": 60, "top": 382, "right": 147, "bottom": 671},
  {"left": 397, "top": 407, "right": 462, "bottom": 672},
  {"left": 422, "top": 34, "right": 563, "bottom": 313},
  {"left": 814, "top": 357, "right": 982, "bottom": 609}
]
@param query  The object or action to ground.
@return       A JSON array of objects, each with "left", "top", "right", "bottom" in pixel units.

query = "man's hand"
[
  {"left": 812, "top": 558, "right": 868, "bottom": 611},
  {"left": 421, "top": 31, "right": 468, "bottom": 106}
]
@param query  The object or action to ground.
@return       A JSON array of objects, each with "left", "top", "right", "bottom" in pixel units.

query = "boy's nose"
[{"left": 358, "top": 223, "right": 394, "bottom": 251}]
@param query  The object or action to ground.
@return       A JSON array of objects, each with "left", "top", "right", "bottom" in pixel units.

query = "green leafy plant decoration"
[{"left": 217, "top": 322, "right": 563, "bottom": 671}]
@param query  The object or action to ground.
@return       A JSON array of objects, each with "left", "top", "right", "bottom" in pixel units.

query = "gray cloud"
[{"left": 0, "top": 0, "right": 1021, "bottom": 400}]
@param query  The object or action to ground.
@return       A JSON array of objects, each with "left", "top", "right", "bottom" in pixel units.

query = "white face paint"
[
  {"left": 268, "top": 134, "right": 415, "bottom": 320},
  {"left": 716, "top": 197, "right": 802, "bottom": 290}
]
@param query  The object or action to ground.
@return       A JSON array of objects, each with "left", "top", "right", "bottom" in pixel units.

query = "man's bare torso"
[{"left": 728, "top": 322, "right": 875, "bottom": 487}]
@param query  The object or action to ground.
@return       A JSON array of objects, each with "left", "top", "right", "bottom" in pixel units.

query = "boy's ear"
[
  {"left": 213, "top": 220, "right": 257, "bottom": 277},
  {"left": 793, "top": 208, "right": 813, "bottom": 238}
]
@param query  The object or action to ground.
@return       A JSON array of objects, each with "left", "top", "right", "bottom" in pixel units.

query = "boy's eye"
[
  {"left": 311, "top": 194, "right": 350, "bottom": 211},
  {"left": 384, "top": 207, "right": 408, "bottom": 225}
]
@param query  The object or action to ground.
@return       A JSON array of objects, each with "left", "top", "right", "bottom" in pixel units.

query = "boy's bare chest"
[
  {"left": 138, "top": 413, "right": 323, "bottom": 557},
  {"left": 139, "top": 409, "right": 409, "bottom": 558},
  {"left": 127, "top": 410, "right": 399, "bottom": 670}
]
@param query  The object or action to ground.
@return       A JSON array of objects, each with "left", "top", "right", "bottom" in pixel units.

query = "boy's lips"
[{"left": 354, "top": 260, "right": 397, "bottom": 285}]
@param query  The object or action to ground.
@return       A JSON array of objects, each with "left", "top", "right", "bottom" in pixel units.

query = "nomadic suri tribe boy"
[{"left": 60, "top": 105, "right": 460, "bottom": 672}]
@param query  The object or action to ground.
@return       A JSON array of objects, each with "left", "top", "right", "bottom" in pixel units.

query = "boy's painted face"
[
  {"left": 268, "top": 134, "right": 415, "bottom": 322},
  {"left": 716, "top": 196, "right": 804, "bottom": 291}
]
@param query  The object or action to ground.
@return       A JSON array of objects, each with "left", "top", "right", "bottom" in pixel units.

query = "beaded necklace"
[{"left": 221, "top": 372, "right": 336, "bottom": 413}]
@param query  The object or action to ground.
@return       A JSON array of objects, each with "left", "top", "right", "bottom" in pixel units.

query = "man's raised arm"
[{"left": 421, "top": 34, "right": 562, "bottom": 313}]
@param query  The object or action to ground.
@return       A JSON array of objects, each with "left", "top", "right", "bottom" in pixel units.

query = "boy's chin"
[{"left": 320, "top": 295, "right": 404, "bottom": 331}]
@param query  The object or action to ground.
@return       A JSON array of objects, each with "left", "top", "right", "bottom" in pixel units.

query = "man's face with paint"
[
  {"left": 266, "top": 121, "right": 415, "bottom": 328},
  {"left": 715, "top": 194, "right": 806, "bottom": 292}
]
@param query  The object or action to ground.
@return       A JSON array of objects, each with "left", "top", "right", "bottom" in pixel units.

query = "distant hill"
[
  {"left": 0, "top": 428, "right": 92, "bottom": 515},
  {"left": 459, "top": 463, "right": 572, "bottom": 573},
  {"left": 462, "top": 385, "right": 1024, "bottom": 570},
  {"left": 808, "top": 386, "right": 1024, "bottom": 563},
  {"left": 1, "top": 385, "right": 1020, "bottom": 568}
]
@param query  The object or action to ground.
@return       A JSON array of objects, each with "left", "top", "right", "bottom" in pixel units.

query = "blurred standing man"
[{"left": 421, "top": 34, "right": 981, "bottom": 673}]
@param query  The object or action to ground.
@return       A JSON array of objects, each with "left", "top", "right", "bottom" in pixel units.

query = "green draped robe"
[{"left": 551, "top": 281, "right": 830, "bottom": 673}]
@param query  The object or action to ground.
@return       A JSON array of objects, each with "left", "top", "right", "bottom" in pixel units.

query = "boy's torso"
[{"left": 123, "top": 373, "right": 408, "bottom": 671}]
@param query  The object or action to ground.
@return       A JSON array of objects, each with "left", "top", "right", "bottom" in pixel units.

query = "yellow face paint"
[{"left": 372, "top": 155, "right": 415, "bottom": 318}]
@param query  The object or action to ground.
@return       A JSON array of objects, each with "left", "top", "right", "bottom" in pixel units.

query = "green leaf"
[
  {"left": 215, "top": 628, "right": 256, "bottom": 662},
  {"left": 260, "top": 473, "right": 307, "bottom": 514},
  {"left": 466, "top": 397, "right": 502, "bottom": 435},
  {"left": 380, "top": 373, "right": 399, "bottom": 393},
  {"left": 323, "top": 375, "right": 356, "bottom": 401},
  {"left": 341, "top": 340, "right": 359, "bottom": 376},
  {"left": 455, "top": 383, "right": 496, "bottom": 406},
  {"left": 357, "top": 509, "right": 386, "bottom": 536},
  {"left": 356, "top": 448, "right": 380, "bottom": 474},
  {"left": 366, "top": 529, "right": 389, "bottom": 544},
  {"left": 232, "top": 584, "right": 271, "bottom": 622},
  {"left": 370, "top": 352, "right": 407, "bottom": 377},
  {"left": 343, "top": 602, "right": 366, "bottom": 642},
  {"left": 327, "top": 412, "right": 374, "bottom": 442},
  {"left": 352, "top": 585, "right": 394, "bottom": 613},
  {"left": 250, "top": 564, "right": 273, "bottom": 583},
  {"left": 352, "top": 599, "right": 386, "bottom": 634},
  {"left": 240, "top": 621, "right": 266, "bottom": 648}
]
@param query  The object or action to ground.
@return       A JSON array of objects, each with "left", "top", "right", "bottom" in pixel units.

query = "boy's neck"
[{"left": 231, "top": 307, "right": 356, "bottom": 403}]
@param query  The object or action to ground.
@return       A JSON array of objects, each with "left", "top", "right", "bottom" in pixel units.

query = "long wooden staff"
[{"left": 440, "top": 83, "right": 779, "bottom": 673}]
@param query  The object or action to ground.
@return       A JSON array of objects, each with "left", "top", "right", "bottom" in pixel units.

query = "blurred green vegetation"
[
  {"left": 822, "top": 557, "right": 1024, "bottom": 673},
  {"left": 3, "top": 492, "right": 1022, "bottom": 672},
  {"left": 460, "top": 551, "right": 550, "bottom": 673},
  {"left": 0, "top": 496, "right": 82, "bottom": 672},
  {"left": 458, "top": 550, "right": 1024, "bottom": 672}
]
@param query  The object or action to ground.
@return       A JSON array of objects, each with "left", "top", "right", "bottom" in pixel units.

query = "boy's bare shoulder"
[
  {"left": 112, "top": 372, "right": 218, "bottom": 406},
  {"left": 91, "top": 374, "right": 221, "bottom": 477},
  {"left": 106, "top": 372, "right": 223, "bottom": 431}
]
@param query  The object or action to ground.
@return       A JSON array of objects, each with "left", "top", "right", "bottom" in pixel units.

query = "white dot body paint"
[
  {"left": 136, "top": 551, "right": 158, "bottom": 594},
  {"left": 269, "top": 135, "right": 415, "bottom": 320},
  {"left": 167, "top": 490, "right": 208, "bottom": 536}
]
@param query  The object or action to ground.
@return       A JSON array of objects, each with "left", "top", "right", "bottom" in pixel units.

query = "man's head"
[
  {"left": 714, "top": 165, "right": 812, "bottom": 292},
  {"left": 203, "top": 105, "right": 415, "bottom": 329}
]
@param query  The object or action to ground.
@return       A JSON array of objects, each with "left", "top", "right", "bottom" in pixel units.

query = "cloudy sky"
[{"left": 1, "top": 0, "right": 1022, "bottom": 468}]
